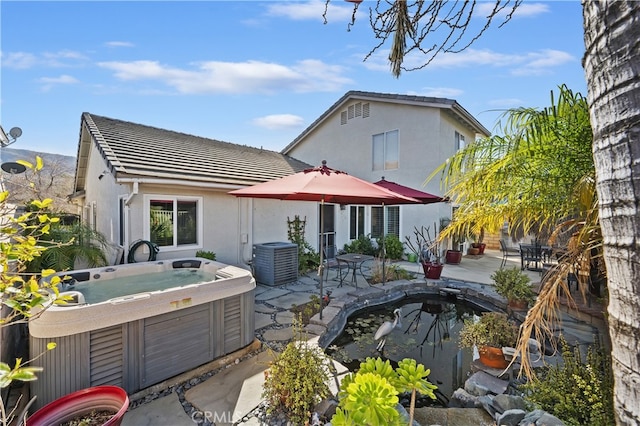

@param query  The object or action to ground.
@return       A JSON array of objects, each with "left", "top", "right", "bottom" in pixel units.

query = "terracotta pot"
[
  {"left": 422, "top": 261, "right": 444, "bottom": 279},
  {"left": 473, "top": 243, "right": 486, "bottom": 254},
  {"left": 478, "top": 346, "right": 509, "bottom": 369},
  {"left": 467, "top": 247, "right": 480, "bottom": 256},
  {"left": 445, "top": 250, "right": 462, "bottom": 264},
  {"left": 27, "top": 386, "right": 129, "bottom": 426}
]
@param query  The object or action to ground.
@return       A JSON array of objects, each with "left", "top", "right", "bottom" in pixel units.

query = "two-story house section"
[{"left": 282, "top": 91, "right": 491, "bottom": 254}]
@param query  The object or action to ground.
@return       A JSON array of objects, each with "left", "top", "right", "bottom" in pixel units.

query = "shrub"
[
  {"left": 491, "top": 267, "right": 535, "bottom": 303},
  {"left": 377, "top": 234, "right": 403, "bottom": 260},
  {"left": 287, "top": 216, "right": 320, "bottom": 273},
  {"left": 195, "top": 250, "right": 216, "bottom": 260},
  {"left": 459, "top": 312, "right": 519, "bottom": 349},
  {"left": 343, "top": 234, "right": 377, "bottom": 256},
  {"left": 262, "top": 318, "right": 331, "bottom": 424},
  {"left": 520, "top": 337, "right": 614, "bottom": 426}
]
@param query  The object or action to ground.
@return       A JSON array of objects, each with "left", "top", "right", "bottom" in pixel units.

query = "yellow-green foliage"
[
  {"left": 0, "top": 158, "right": 65, "bottom": 416},
  {"left": 333, "top": 357, "right": 437, "bottom": 426}
]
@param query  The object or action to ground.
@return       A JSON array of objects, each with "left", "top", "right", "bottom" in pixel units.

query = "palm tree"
[
  {"left": 345, "top": 1, "right": 640, "bottom": 421},
  {"left": 430, "top": 85, "right": 594, "bottom": 244},
  {"left": 581, "top": 2, "right": 640, "bottom": 422},
  {"left": 26, "top": 219, "right": 108, "bottom": 273}
]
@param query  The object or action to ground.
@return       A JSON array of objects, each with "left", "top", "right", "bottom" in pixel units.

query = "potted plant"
[
  {"left": 445, "top": 231, "right": 464, "bottom": 264},
  {"left": 405, "top": 225, "right": 444, "bottom": 279},
  {"left": 491, "top": 267, "right": 535, "bottom": 310},
  {"left": 26, "top": 385, "right": 129, "bottom": 426},
  {"left": 459, "top": 312, "right": 519, "bottom": 369},
  {"left": 471, "top": 228, "right": 487, "bottom": 254}
]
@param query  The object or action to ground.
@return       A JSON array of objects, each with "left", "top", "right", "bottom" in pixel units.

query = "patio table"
[{"left": 336, "top": 253, "right": 374, "bottom": 288}]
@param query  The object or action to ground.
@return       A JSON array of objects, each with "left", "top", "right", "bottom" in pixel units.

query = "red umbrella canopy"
[
  {"left": 229, "top": 161, "right": 420, "bottom": 205},
  {"left": 373, "top": 178, "right": 446, "bottom": 204}
]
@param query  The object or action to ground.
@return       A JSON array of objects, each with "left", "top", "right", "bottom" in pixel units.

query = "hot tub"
[{"left": 29, "top": 258, "right": 255, "bottom": 409}]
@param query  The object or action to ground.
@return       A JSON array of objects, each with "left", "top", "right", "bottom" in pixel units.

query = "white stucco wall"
[{"left": 287, "top": 99, "right": 481, "bottom": 252}]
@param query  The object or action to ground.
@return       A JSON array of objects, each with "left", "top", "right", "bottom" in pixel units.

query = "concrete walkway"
[{"left": 121, "top": 250, "right": 606, "bottom": 425}]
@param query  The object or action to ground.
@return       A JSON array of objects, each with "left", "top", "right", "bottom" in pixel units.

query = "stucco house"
[
  {"left": 71, "top": 91, "right": 489, "bottom": 268},
  {"left": 70, "top": 112, "right": 312, "bottom": 266},
  {"left": 282, "top": 91, "right": 491, "bottom": 255}
]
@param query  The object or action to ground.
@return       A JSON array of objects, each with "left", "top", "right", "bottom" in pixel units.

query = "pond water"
[{"left": 324, "top": 295, "right": 489, "bottom": 406}]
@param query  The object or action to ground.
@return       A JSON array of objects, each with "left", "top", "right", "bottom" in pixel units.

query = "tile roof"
[
  {"left": 282, "top": 90, "right": 491, "bottom": 154},
  {"left": 77, "top": 113, "right": 311, "bottom": 188}
]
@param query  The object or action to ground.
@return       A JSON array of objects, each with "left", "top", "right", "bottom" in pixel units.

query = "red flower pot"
[
  {"left": 422, "top": 261, "right": 444, "bottom": 279},
  {"left": 27, "top": 386, "right": 129, "bottom": 426},
  {"left": 445, "top": 250, "right": 462, "bottom": 264}
]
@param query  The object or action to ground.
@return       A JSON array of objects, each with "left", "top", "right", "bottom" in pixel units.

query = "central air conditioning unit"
[{"left": 252, "top": 242, "right": 298, "bottom": 286}]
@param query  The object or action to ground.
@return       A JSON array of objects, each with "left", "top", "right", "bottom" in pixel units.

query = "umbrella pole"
[
  {"left": 382, "top": 202, "right": 386, "bottom": 285},
  {"left": 319, "top": 197, "right": 325, "bottom": 320}
]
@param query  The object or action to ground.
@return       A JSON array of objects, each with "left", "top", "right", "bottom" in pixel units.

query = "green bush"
[
  {"left": 287, "top": 215, "right": 320, "bottom": 273},
  {"left": 343, "top": 234, "right": 378, "bottom": 256},
  {"left": 195, "top": 250, "right": 216, "bottom": 260},
  {"left": 378, "top": 234, "right": 404, "bottom": 260},
  {"left": 491, "top": 267, "right": 535, "bottom": 303},
  {"left": 262, "top": 319, "right": 331, "bottom": 424},
  {"left": 520, "top": 337, "right": 614, "bottom": 426}
]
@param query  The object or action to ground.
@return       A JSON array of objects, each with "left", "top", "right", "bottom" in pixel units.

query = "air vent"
[
  {"left": 355, "top": 102, "right": 362, "bottom": 117},
  {"left": 341, "top": 111, "right": 347, "bottom": 125},
  {"left": 252, "top": 242, "right": 298, "bottom": 286},
  {"left": 348, "top": 105, "right": 355, "bottom": 119},
  {"left": 363, "top": 102, "right": 370, "bottom": 118}
]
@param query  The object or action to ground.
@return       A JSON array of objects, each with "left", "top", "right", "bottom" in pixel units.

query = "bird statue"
[{"left": 374, "top": 308, "right": 402, "bottom": 351}]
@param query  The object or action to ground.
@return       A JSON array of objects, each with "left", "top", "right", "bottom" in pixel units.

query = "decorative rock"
[
  {"left": 465, "top": 378, "right": 490, "bottom": 396},
  {"left": 449, "top": 388, "right": 480, "bottom": 408},
  {"left": 395, "top": 403, "right": 421, "bottom": 426},
  {"left": 313, "top": 398, "right": 339, "bottom": 421},
  {"left": 496, "top": 408, "right": 526, "bottom": 426},
  {"left": 493, "top": 394, "right": 526, "bottom": 412},
  {"left": 477, "top": 395, "right": 497, "bottom": 418},
  {"left": 534, "top": 411, "right": 565, "bottom": 425},
  {"left": 466, "top": 371, "right": 509, "bottom": 396}
]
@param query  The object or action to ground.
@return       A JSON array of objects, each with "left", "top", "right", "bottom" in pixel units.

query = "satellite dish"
[
  {"left": 8, "top": 127, "right": 22, "bottom": 139},
  {"left": 1, "top": 162, "right": 27, "bottom": 174}
]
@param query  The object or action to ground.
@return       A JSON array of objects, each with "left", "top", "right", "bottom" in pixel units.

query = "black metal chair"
[
  {"left": 500, "top": 239, "right": 521, "bottom": 268},
  {"left": 322, "top": 245, "right": 345, "bottom": 282}
]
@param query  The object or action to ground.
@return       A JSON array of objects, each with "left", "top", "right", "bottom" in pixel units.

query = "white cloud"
[
  {"left": 105, "top": 41, "right": 135, "bottom": 48},
  {"left": 363, "top": 47, "right": 576, "bottom": 76},
  {"left": 98, "top": 59, "right": 353, "bottom": 94},
  {"left": 252, "top": 114, "right": 305, "bottom": 130},
  {"left": 407, "top": 87, "right": 464, "bottom": 98},
  {"left": 37, "top": 74, "right": 79, "bottom": 92},
  {"left": 474, "top": 2, "right": 549, "bottom": 19},
  {"left": 265, "top": 0, "right": 357, "bottom": 23},
  {"left": 1, "top": 52, "right": 38, "bottom": 69}
]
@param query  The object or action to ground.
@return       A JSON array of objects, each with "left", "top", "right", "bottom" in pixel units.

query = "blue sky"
[{"left": 1, "top": 1, "right": 587, "bottom": 157}]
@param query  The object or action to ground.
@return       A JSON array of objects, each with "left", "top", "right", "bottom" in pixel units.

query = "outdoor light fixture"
[{"left": 0, "top": 125, "right": 23, "bottom": 147}]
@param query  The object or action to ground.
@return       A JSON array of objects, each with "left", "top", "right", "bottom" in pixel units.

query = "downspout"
[{"left": 123, "top": 180, "right": 139, "bottom": 262}]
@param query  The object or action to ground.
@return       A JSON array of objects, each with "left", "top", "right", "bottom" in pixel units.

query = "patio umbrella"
[
  {"left": 229, "top": 161, "right": 420, "bottom": 318},
  {"left": 374, "top": 177, "right": 446, "bottom": 204}
]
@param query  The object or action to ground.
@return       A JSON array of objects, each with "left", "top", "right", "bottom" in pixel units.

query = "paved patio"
[{"left": 121, "top": 249, "right": 607, "bottom": 425}]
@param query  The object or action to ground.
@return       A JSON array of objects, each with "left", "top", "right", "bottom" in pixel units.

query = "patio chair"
[
  {"left": 500, "top": 239, "right": 521, "bottom": 268},
  {"left": 322, "top": 245, "right": 345, "bottom": 282}
]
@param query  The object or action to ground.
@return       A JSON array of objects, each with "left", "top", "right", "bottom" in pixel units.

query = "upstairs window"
[
  {"left": 372, "top": 130, "right": 399, "bottom": 171},
  {"left": 455, "top": 131, "right": 466, "bottom": 151}
]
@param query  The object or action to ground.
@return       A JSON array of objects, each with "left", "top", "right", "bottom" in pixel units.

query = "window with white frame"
[
  {"left": 145, "top": 195, "right": 202, "bottom": 249},
  {"left": 370, "top": 206, "right": 400, "bottom": 239},
  {"left": 455, "top": 131, "right": 466, "bottom": 151},
  {"left": 372, "top": 130, "right": 399, "bottom": 171},
  {"left": 349, "top": 206, "right": 365, "bottom": 240}
]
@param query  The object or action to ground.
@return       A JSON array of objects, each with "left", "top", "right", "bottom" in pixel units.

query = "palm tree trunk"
[{"left": 582, "top": 1, "right": 640, "bottom": 423}]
